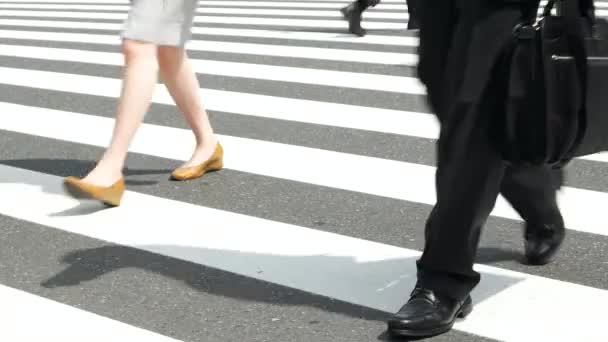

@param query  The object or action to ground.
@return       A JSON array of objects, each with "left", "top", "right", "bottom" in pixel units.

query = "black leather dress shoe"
[
  {"left": 387, "top": 287, "right": 472, "bottom": 338},
  {"left": 524, "top": 223, "right": 565, "bottom": 265}
]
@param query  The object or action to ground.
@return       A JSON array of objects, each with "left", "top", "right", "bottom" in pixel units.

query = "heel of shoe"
[
  {"left": 97, "top": 178, "right": 125, "bottom": 207},
  {"left": 101, "top": 187, "right": 124, "bottom": 207},
  {"left": 457, "top": 301, "right": 473, "bottom": 318},
  {"left": 206, "top": 158, "right": 223, "bottom": 171}
]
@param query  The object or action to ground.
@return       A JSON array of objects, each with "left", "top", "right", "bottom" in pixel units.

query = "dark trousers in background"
[{"left": 355, "top": 0, "right": 420, "bottom": 29}]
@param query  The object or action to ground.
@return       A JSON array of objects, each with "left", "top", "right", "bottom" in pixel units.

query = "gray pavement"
[{"left": 0, "top": 1, "right": 607, "bottom": 342}]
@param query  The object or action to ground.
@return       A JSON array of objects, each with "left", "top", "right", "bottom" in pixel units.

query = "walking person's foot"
[
  {"left": 387, "top": 287, "right": 472, "bottom": 338},
  {"left": 171, "top": 139, "right": 223, "bottom": 181},
  {"left": 341, "top": 3, "right": 366, "bottom": 36},
  {"left": 63, "top": 171, "right": 125, "bottom": 207},
  {"left": 523, "top": 222, "right": 566, "bottom": 265},
  {"left": 62, "top": 152, "right": 126, "bottom": 206}
]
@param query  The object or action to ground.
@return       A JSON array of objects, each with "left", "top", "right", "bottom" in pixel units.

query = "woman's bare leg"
[
  {"left": 157, "top": 46, "right": 218, "bottom": 168},
  {"left": 81, "top": 39, "right": 159, "bottom": 186}
]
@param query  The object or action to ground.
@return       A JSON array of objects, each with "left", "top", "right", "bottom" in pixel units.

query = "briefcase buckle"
[{"left": 513, "top": 23, "right": 536, "bottom": 39}]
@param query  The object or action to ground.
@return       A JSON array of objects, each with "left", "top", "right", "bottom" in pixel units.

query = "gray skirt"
[{"left": 121, "top": 0, "right": 199, "bottom": 47}]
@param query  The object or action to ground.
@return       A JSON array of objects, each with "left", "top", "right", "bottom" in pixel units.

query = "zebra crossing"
[{"left": 0, "top": 1, "right": 607, "bottom": 341}]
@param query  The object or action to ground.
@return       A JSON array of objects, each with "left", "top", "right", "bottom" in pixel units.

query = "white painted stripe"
[
  {"left": 0, "top": 66, "right": 433, "bottom": 137},
  {"left": 0, "top": 30, "right": 414, "bottom": 66},
  {"left": 202, "top": 7, "right": 608, "bottom": 18},
  {"left": 0, "top": 2, "right": 409, "bottom": 10},
  {"left": 4, "top": 0, "right": 409, "bottom": 3},
  {"left": 0, "top": 0, "right": 123, "bottom": 1},
  {"left": 0, "top": 19, "right": 419, "bottom": 47},
  {"left": 2, "top": 4, "right": 135, "bottom": 10},
  {"left": 0, "top": 11, "right": 410, "bottom": 29},
  {"left": 1, "top": 164, "right": 607, "bottom": 342},
  {"left": 0, "top": 43, "right": 418, "bottom": 94},
  {"left": 1, "top": 102, "right": 607, "bottom": 240},
  {"left": 2, "top": 65, "right": 605, "bottom": 163},
  {"left": 2, "top": 5, "right": 608, "bottom": 17},
  {"left": 2, "top": 0, "right": 115, "bottom": 1},
  {"left": 539, "top": 0, "right": 608, "bottom": 8},
  {"left": 0, "top": 284, "right": 181, "bottom": 341},
  {"left": 579, "top": 153, "right": 608, "bottom": 162},
  {"left": 6, "top": 0, "right": 606, "bottom": 5},
  {"left": 0, "top": 4, "right": 409, "bottom": 19},
  {"left": 199, "top": 1, "right": 408, "bottom": 10}
]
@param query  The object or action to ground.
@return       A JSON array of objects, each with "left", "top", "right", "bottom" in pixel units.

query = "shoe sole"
[
  {"left": 169, "top": 165, "right": 222, "bottom": 181},
  {"left": 387, "top": 301, "right": 473, "bottom": 338}
]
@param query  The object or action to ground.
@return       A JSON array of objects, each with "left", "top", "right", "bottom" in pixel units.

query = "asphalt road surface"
[{"left": 0, "top": 1, "right": 607, "bottom": 341}]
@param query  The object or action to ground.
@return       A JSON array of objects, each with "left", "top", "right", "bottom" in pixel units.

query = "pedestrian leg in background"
[
  {"left": 62, "top": 0, "right": 222, "bottom": 206},
  {"left": 406, "top": 0, "right": 420, "bottom": 30},
  {"left": 341, "top": 0, "right": 417, "bottom": 36},
  {"left": 340, "top": 0, "right": 379, "bottom": 36}
]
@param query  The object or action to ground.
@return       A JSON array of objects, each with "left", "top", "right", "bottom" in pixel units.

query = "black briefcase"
[
  {"left": 572, "top": 12, "right": 608, "bottom": 157},
  {"left": 490, "top": 0, "right": 608, "bottom": 166}
]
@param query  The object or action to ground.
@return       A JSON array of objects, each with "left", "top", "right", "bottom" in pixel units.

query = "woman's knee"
[
  {"left": 121, "top": 39, "right": 157, "bottom": 64},
  {"left": 157, "top": 46, "right": 185, "bottom": 71}
]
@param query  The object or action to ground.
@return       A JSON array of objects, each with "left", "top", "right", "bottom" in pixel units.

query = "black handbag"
[
  {"left": 571, "top": 4, "right": 608, "bottom": 157},
  {"left": 489, "top": 0, "right": 607, "bottom": 167}
]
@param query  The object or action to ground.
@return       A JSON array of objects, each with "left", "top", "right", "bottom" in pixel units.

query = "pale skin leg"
[
  {"left": 157, "top": 45, "right": 218, "bottom": 169},
  {"left": 81, "top": 39, "right": 218, "bottom": 186}
]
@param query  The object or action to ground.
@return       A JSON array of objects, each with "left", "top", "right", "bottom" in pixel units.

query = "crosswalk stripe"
[
  {"left": 1, "top": 163, "right": 607, "bottom": 342},
  {"left": 200, "top": 2, "right": 409, "bottom": 9},
  {"left": 3, "top": 4, "right": 607, "bottom": 18},
  {"left": 1, "top": 101, "right": 607, "bottom": 240},
  {"left": 0, "top": 0, "right": 131, "bottom": 1},
  {"left": 5, "top": 124, "right": 608, "bottom": 290},
  {"left": 5, "top": 0, "right": 607, "bottom": 5},
  {"left": 0, "top": 42, "right": 417, "bottom": 91},
  {"left": 0, "top": 5, "right": 409, "bottom": 20},
  {"left": 0, "top": 31, "right": 416, "bottom": 66},
  {"left": 3, "top": 1, "right": 608, "bottom": 341},
  {"left": 0, "top": 283, "right": 181, "bottom": 341},
  {"left": 0, "top": 19, "right": 419, "bottom": 46},
  {"left": 0, "top": 11, "right": 411, "bottom": 29},
  {"left": 0, "top": 66, "right": 433, "bottom": 137},
  {"left": 1, "top": 64, "right": 605, "bottom": 163},
  {"left": 0, "top": 0, "right": 406, "bottom": 3},
  {"left": 6, "top": 0, "right": 605, "bottom": 5}
]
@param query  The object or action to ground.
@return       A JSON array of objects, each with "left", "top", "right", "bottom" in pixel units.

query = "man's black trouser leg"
[
  {"left": 415, "top": 103, "right": 564, "bottom": 301},
  {"left": 500, "top": 166, "right": 563, "bottom": 231},
  {"left": 406, "top": 0, "right": 420, "bottom": 29},
  {"left": 356, "top": 0, "right": 377, "bottom": 10}
]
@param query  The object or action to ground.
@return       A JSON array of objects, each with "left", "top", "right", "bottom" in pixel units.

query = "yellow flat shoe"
[
  {"left": 63, "top": 176, "right": 125, "bottom": 207},
  {"left": 170, "top": 143, "right": 224, "bottom": 181}
]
